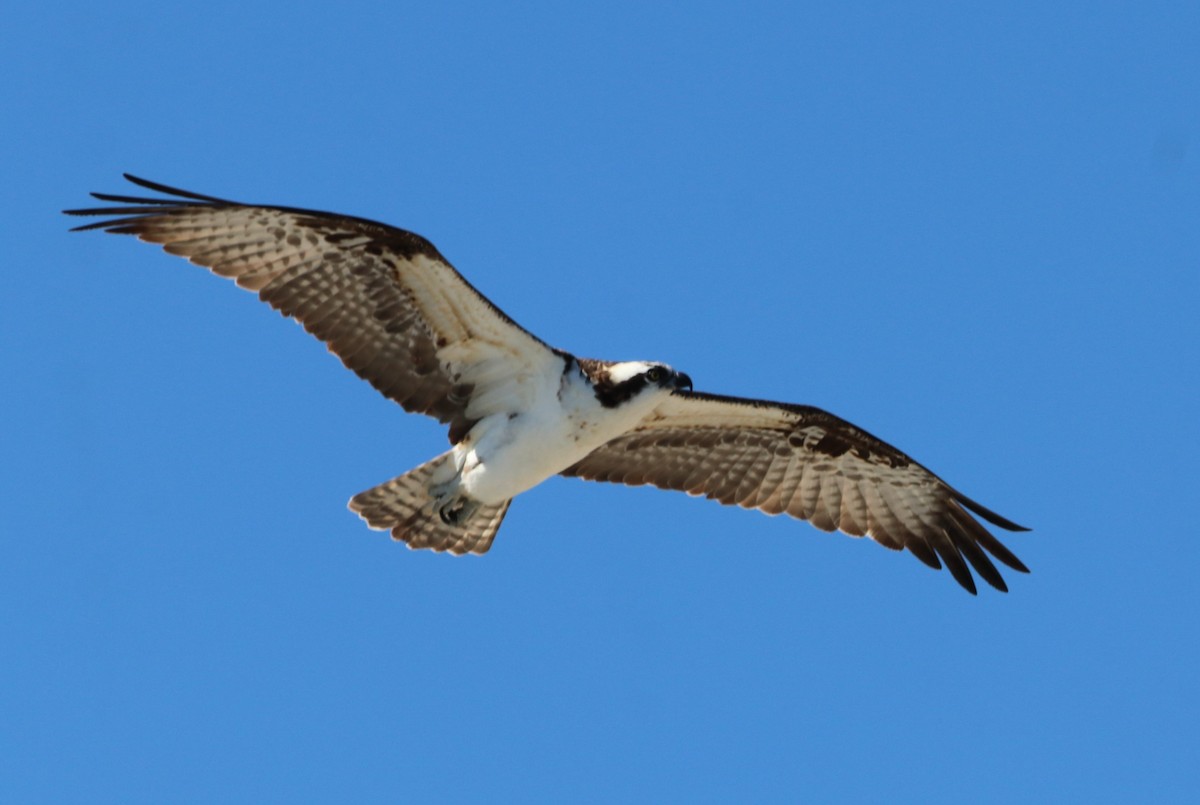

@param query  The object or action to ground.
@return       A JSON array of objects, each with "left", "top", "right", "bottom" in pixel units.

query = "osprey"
[{"left": 66, "top": 175, "right": 1030, "bottom": 594}]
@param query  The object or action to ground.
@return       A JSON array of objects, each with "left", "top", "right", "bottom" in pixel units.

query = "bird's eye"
[{"left": 645, "top": 367, "right": 665, "bottom": 383}]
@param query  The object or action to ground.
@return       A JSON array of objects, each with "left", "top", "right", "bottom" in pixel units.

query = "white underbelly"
[
  {"left": 449, "top": 361, "right": 669, "bottom": 505},
  {"left": 457, "top": 410, "right": 611, "bottom": 504}
]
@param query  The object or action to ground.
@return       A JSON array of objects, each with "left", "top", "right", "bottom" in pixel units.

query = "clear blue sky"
[{"left": 4, "top": 2, "right": 1198, "bottom": 802}]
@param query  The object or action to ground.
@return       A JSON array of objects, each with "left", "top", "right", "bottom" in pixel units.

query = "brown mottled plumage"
[{"left": 563, "top": 392, "right": 1028, "bottom": 593}]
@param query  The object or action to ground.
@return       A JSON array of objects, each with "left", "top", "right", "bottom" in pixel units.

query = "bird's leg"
[
  {"left": 430, "top": 478, "right": 480, "bottom": 525},
  {"left": 438, "top": 496, "right": 481, "bottom": 525}
]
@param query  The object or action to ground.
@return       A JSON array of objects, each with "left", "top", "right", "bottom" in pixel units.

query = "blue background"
[{"left": 4, "top": 2, "right": 1198, "bottom": 801}]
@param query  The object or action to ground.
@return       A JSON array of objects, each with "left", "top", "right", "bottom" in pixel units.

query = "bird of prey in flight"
[{"left": 66, "top": 175, "right": 1030, "bottom": 594}]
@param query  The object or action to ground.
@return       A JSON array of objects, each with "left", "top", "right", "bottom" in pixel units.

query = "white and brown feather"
[
  {"left": 66, "top": 175, "right": 559, "bottom": 444},
  {"left": 562, "top": 391, "right": 1028, "bottom": 594},
  {"left": 347, "top": 452, "right": 511, "bottom": 554}
]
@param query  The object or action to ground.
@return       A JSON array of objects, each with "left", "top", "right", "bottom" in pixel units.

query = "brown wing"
[
  {"left": 562, "top": 391, "right": 1030, "bottom": 594},
  {"left": 65, "top": 175, "right": 562, "bottom": 442}
]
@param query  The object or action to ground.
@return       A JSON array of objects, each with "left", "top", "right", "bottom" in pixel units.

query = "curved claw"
[{"left": 439, "top": 497, "right": 481, "bottom": 525}]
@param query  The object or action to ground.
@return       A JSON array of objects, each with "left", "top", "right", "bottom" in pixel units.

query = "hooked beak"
[{"left": 673, "top": 372, "right": 694, "bottom": 393}]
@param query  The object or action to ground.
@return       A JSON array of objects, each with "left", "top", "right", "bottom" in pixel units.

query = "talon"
[
  {"left": 439, "top": 497, "right": 480, "bottom": 525},
  {"left": 439, "top": 501, "right": 465, "bottom": 525}
]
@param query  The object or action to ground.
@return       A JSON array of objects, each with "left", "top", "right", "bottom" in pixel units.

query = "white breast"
[{"left": 455, "top": 365, "right": 666, "bottom": 504}]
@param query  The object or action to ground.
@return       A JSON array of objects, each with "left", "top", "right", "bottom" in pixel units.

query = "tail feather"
[{"left": 348, "top": 453, "right": 510, "bottom": 555}]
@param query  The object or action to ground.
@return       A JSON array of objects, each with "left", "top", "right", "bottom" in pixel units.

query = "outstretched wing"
[
  {"left": 562, "top": 391, "right": 1029, "bottom": 593},
  {"left": 65, "top": 175, "right": 562, "bottom": 443}
]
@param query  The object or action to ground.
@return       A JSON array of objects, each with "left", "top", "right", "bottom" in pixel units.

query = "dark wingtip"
[
  {"left": 936, "top": 544, "right": 978, "bottom": 595},
  {"left": 1007, "top": 556, "right": 1032, "bottom": 575},
  {"left": 63, "top": 209, "right": 121, "bottom": 231},
  {"left": 65, "top": 174, "right": 235, "bottom": 231},
  {"left": 120, "top": 173, "right": 230, "bottom": 203},
  {"left": 952, "top": 490, "right": 1031, "bottom": 532}
]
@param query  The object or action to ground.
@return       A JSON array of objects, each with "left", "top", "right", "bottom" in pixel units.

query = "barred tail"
[{"left": 347, "top": 452, "right": 510, "bottom": 555}]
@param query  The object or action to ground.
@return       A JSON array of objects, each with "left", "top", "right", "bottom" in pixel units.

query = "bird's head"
[{"left": 586, "top": 360, "right": 693, "bottom": 408}]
